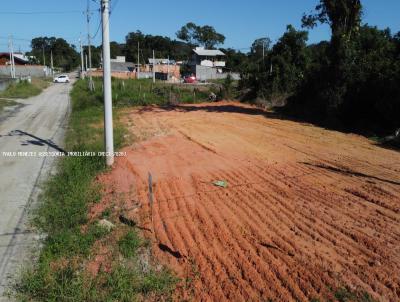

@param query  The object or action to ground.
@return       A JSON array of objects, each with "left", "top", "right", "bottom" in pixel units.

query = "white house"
[{"left": 189, "top": 47, "right": 233, "bottom": 81}]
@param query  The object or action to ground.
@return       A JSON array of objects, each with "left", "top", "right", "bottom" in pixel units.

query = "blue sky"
[{"left": 0, "top": 0, "right": 399, "bottom": 53}]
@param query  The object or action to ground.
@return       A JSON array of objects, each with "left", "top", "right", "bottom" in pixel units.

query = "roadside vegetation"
[
  {"left": 75, "top": 77, "right": 233, "bottom": 106},
  {"left": 0, "top": 98, "right": 17, "bottom": 113},
  {"left": 0, "top": 77, "right": 50, "bottom": 99},
  {"left": 13, "top": 78, "right": 177, "bottom": 301},
  {"left": 239, "top": 0, "right": 400, "bottom": 142}
]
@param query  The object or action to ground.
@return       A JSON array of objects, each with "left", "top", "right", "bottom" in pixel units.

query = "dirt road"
[
  {"left": 94, "top": 101, "right": 400, "bottom": 301},
  {"left": 0, "top": 81, "right": 71, "bottom": 299}
]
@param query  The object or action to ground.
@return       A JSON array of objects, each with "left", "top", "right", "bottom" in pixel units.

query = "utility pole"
[
  {"left": 42, "top": 45, "right": 46, "bottom": 66},
  {"left": 167, "top": 55, "right": 169, "bottom": 81},
  {"left": 152, "top": 49, "right": 155, "bottom": 83},
  {"left": 8, "top": 36, "right": 16, "bottom": 78},
  {"left": 11, "top": 38, "right": 15, "bottom": 78},
  {"left": 50, "top": 50, "right": 54, "bottom": 76},
  {"left": 87, "top": 0, "right": 94, "bottom": 91},
  {"left": 137, "top": 41, "right": 140, "bottom": 79},
  {"left": 101, "top": 0, "right": 114, "bottom": 166},
  {"left": 262, "top": 42, "right": 265, "bottom": 64},
  {"left": 79, "top": 37, "right": 85, "bottom": 79},
  {"left": 8, "top": 40, "right": 12, "bottom": 78},
  {"left": 42, "top": 45, "right": 46, "bottom": 77}
]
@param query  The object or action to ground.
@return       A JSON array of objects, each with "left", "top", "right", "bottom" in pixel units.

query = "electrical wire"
[
  {"left": 0, "top": 10, "right": 96, "bottom": 15},
  {"left": 0, "top": 36, "right": 31, "bottom": 42},
  {"left": 90, "top": 11, "right": 102, "bottom": 40},
  {"left": 91, "top": 0, "right": 119, "bottom": 41}
]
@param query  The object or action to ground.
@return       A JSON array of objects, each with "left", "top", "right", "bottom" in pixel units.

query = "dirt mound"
[{"left": 96, "top": 101, "right": 400, "bottom": 301}]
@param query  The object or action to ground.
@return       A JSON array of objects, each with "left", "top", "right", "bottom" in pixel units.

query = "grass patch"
[
  {"left": 13, "top": 78, "right": 177, "bottom": 301},
  {"left": 334, "top": 287, "right": 376, "bottom": 302},
  {"left": 118, "top": 231, "right": 142, "bottom": 258},
  {"left": 78, "top": 77, "right": 219, "bottom": 107},
  {"left": 0, "top": 98, "right": 17, "bottom": 113},
  {"left": 0, "top": 77, "right": 50, "bottom": 99}
]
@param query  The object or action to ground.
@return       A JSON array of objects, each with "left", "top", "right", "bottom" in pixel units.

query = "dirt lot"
[{"left": 94, "top": 101, "right": 400, "bottom": 301}]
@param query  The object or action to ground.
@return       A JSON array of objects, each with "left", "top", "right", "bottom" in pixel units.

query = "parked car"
[
  {"left": 183, "top": 75, "right": 197, "bottom": 83},
  {"left": 53, "top": 75, "right": 70, "bottom": 83}
]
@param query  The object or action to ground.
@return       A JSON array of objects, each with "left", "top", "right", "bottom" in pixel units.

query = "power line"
[
  {"left": 0, "top": 10, "right": 96, "bottom": 15},
  {"left": 0, "top": 36, "right": 31, "bottom": 42},
  {"left": 91, "top": 11, "right": 102, "bottom": 40},
  {"left": 90, "top": 0, "right": 118, "bottom": 41}
]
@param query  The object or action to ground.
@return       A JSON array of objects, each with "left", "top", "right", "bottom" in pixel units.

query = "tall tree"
[
  {"left": 176, "top": 23, "right": 225, "bottom": 49},
  {"left": 250, "top": 37, "right": 271, "bottom": 57},
  {"left": 302, "top": 0, "right": 363, "bottom": 110},
  {"left": 30, "top": 37, "right": 79, "bottom": 71}
]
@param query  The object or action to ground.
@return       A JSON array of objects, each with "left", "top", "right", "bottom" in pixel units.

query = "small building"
[
  {"left": 188, "top": 47, "right": 241, "bottom": 81},
  {"left": 95, "top": 56, "right": 137, "bottom": 79},
  {"left": 0, "top": 52, "right": 31, "bottom": 66},
  {"left": 146, "top": 58, "right": 180, "bottom": 80},
  {"left": 191, "top": 47, "right": 226, "bottom": 69},
  {"left": 0, "top": 52, "right": 48, "bottom": 77},
  {"left": 189, "top": 47, "right": 227, "bottom": 81}
]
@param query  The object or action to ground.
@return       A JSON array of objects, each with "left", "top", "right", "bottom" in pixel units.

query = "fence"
[
  {"left": 195, "top": 65, "right": 240, "bottom": 81},
  {"left": 0, "top": 65, "right": 49, "bottom": 77}
]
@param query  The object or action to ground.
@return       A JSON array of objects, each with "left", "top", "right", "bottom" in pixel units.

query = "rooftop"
[
  {"left": 193, "top": 47, "right": 225, "bottom": 56},
  {"left": 110, "top": 61, "right": 135, "bottom": 72},
  {"left": 148, "top": 58, "right": 176, "bottom": 65}
]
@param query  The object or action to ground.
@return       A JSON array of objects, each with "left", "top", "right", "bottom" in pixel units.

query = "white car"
[{"left": 53, "top": 75, "right": 70, "bottom": 83}]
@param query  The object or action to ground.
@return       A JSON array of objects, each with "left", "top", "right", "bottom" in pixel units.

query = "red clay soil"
[{"left": 95, "top": 101, "right": 400, "bottom": 301}]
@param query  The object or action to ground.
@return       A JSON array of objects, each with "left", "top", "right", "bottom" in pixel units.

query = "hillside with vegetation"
[{"left": 239, "top": 0, "right": 400, "bottom": 137}]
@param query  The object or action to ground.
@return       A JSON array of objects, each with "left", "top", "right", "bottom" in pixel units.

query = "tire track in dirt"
[
  {"left": 238, "top": 165, "right": 400, "bottom": 300},
  {"left": 159, "top": 179, "right": 250, "bottom": 301},
  {"left": 204, "top": 171, "right": 319, "bottom": 300},
  {"left": 97, "top": 102, "right": 400, "bottom": 301},
  {"left": 226, "top": 165, "right": 399, "bottom": 300}
]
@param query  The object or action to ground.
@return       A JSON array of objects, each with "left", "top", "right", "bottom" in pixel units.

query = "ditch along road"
[
  {"left": 0, "top": 79, "right": 71, "bottom": 299},
  {"left": 92, "top": 101, "right": 400, "bottom": 302}
]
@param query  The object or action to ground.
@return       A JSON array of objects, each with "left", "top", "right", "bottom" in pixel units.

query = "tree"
[
  {"left": 110, "top": 41, "right": 124, "bottom": 59},
  {"left": 341, "top": 25, "right": 400, "bottom": 130},
  {"left": 250, "top": 37, "right": 271, "bottom": 57},
  {"left": 219, "top": 48, "right": 248, "bottom": 72},
  {"left": 176, "top": 22, "right": 199, "bottom": 46},
  {"left": 82, "top": 45, "right": 101, "bottom": 68},
  {"left": 124, "top": 30, "right": 192, "bottom": 64},
  {"left": 29, "top": 37, "right": 79, "bottom": 71},
  {"left": 302, "top": 0, "right": 363, "bottom": 111},
  {"left": 240, "top": 25, "right": 309, "bottom": 100},
  {"left": 176, "top": 23, "right": 225, "bottom": 49}
]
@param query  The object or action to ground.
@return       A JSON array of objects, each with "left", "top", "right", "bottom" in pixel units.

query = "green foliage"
[
  {"left": 176, "top": 22, "right": 225, "bottom": 49},
  {"left": 89, "top": 24, "right": 243, "bottom": 73},
  {"left": 29, "top": 36, "right": 80, "bottom": 71},
  {"left": 334, "top": 287, "right": 376, "bottom": 302},
  {"left": 73, "top": 77, "right": 213, "bottom": 107},
  {"left": 240, "top": 25, "right": 309, "bottom": 100},
  {"left": 124, "top": 30, "right": 191, "bottom": 64},
  {"left": 251, "top": 37, "right": 271, "bottom": 57},
  {"left": 82, "top": 45, "right": 101, "bottom": 68},
  {"left": 220, "top": 47, "right": 248, "bottom": 72},
  {"left": 222, "top": 74, "right": 234, "bottom": 99},
  {"left": 0, "top": 98, "right": 16, "bottom": 113},
  {"left": 118, "top": 231, "right": 142, "bottom": 258},
  {"left": 0, "top": 78, "right": 48, "bottom": 99},
  {"left": 240, "top": 1, "right": 399, "bottom": 135},
  {"left": 17, "top": 262, "right": 177, "bottom": 302},
  {"left": 15, "top": 80, "right": 176, "bottom": 301}
]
